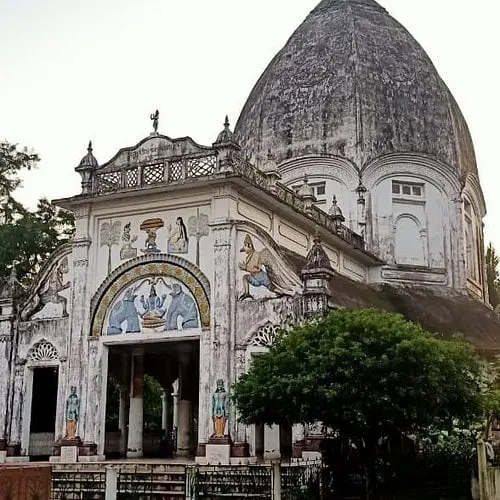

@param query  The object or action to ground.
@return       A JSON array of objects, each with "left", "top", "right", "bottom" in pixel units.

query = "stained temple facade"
[{"left": 0, "top": 0, "right": 499, "bottom": 463}]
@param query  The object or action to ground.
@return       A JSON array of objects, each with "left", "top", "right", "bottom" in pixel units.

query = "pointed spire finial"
[
  {"left": 224, "top": 115, "right": 230, "bottom": 129},
  {"left": 88, "top": 140, "right": 93, "bottom": 152}
]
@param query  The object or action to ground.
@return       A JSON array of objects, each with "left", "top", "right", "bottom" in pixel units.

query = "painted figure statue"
[
  {"left": 140, "top": 283, "right": 168, "bottom": 329},
  {"left": 29, "top": 257, "right": 70, "bottom": 318},
  {"left": 211, "top": 379, "right": 228, "bottom": 438},
  {"left": 167, "top": 217, "right": 188, "bottom": 254},
  {"left": 238, "top": 234, "right": 298, "bottom": 301},
  {"left": 165, "top": 283, "right": 199, "bottom": 330},
  {"left": 65, "top": 386, "right": 80, "bottom": 440},
  {"left": 107, "top": 287, "right": 140, "bottom": 335},
  {"left": 120, "top": 222, "right": 138, "bottom": 260}
]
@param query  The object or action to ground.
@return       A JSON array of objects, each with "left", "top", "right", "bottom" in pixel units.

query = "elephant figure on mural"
[
  {"left": 107, "top": 287, "right": 140, "bottom": 335},
  {"left": 165, "top": 283, "right": 199, "bottom": 330}
]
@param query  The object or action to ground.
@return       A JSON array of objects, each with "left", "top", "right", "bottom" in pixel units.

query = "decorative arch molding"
[
  {"left": 90, "top": 253, "right": 211, "bottom": 336},
  {"left": 393, "top": 213, "right": 423, "bottom": 230},
  {"left": 27, "top": 339, "right": 59, "bottom": 364},
  {"left": 361, "top": 153, "right": 462, "bottom": 195},
  {"left": 278, "top": 155, "right": 359, "bottom": 189},
  {"left": 20, "top": 243, "right": 72, "bottom": 319},
  {"left": 464, "top": 173, "right": 486, "bottom": 217},
  {"left": 248, "top": 323, "right": 280, "bottom": 347}
]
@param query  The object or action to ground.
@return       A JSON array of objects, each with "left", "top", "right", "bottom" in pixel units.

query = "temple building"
[{"left": 1, "top": 0, "right": 499, "bottom": 463}]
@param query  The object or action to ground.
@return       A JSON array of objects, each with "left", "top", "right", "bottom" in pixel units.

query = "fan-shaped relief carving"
[
  {"left": 250, "top": 324, "right": 281, "bottom": 347},
  {"left": 27, "top": 339, "right": 59, "bottom": 363}
]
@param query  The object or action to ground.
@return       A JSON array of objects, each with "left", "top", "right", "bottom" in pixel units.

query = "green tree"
[
  {"left": 486, "top": 242, "right": 500, "bottom": 308},
  {"left": 232, "top": 309, "right": 485, "bottom": 499},
  {"left": 0, "top": 141, "right": 74, "bottom": 288}
]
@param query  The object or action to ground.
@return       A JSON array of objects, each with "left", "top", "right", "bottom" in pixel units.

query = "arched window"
[{"left": 394, "top": 215, "right": 425, "bottom": 266}]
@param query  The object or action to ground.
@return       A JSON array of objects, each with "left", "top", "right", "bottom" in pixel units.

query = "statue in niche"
[
  {"left": 120, "top": 222, "right": 138, "bottom": 260},
  {"left": 65, "top": 386, "right": 80, "bottom": 440},
  {"left": 107, "top": 287, "right": 140, "bottom": 335},
  {"left": 29, "top": 257, "right": 70, "bottom": 318},
  {"left": 167, "top": 217, "right": 188, "bottom": 254},
  {"left": 100, "top": 220, "right": 122, "bottom": 275},
  {"left": 140, "top": 218, "right": 164, "bottom": 254},
  {"left": 165, "top": 283, "right": 199, "bottom": 330},
  {"left": 238, "top": 234, "right": 295, "bottom": 301},
  {"left": 211, "top": 379, "right": 228, "bottom": 438}
]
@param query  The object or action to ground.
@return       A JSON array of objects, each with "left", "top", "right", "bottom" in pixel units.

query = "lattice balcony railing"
[
  {"left": 90, "top": 149, "right": 365, "bottom": 250},
  {"left": 93, "top": 153, "right": 217, "bottom": 194}
]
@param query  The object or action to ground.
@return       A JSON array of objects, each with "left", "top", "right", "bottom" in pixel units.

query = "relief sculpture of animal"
[{"left": 107, "top": 287, "right": 140, "bottom": 335}]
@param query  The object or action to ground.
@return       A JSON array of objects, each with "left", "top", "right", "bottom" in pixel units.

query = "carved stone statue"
[
  {"left": 150, "top": 109, "right": 159, "bottom": 133},
  {"left": 211, "top": 379, "right": 228, "bottom": 438},
  {"left": 65, "top": 386, "right": 80, "bottom": 440}
]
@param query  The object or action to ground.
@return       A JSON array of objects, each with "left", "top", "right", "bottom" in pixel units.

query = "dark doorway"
[{"left": 29, "top": 367, "right": 58, "bottom": 459}]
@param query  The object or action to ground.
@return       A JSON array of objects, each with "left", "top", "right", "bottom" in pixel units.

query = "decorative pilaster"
[{"left": 0, "top": 267, "right": 18, "bottom": 453}]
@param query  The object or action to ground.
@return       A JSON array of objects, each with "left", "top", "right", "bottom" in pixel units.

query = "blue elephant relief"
[
  {"left": 107, "top": 287, "right": 140, "bottom": 335},
  {"left": 165, "top": 283, "right": 199, "bottom": 330}
]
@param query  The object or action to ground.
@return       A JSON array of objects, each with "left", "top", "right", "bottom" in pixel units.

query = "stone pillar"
[
  {"left": 126, "top": 349, "right": 144, "bottom": 458},
  {"left": 0, "top": 296, "right": 15, "bottom": 449},
  {"left": 66, "top": 204, "right": 94, "bottom": 454},
  {"left": 177, "top": 400, "right": 192, "bottom": 456},
  {"left": 8, "top": 358, "right": 26, "bottom": 455},
  {"left": 161, "top": 389, "right": 169, "bottom": 436},
  {"left": 255, "top": 423, "right": 265, "bottom": 460},
  {"left": 172, "top": 379, "right": 179, "bottom": 429},
  {"left": 177, "top": 351, "right": 193, "bottom": 456},
  {"left": 118, "top": 385, "right": 128, "bottom": 456},
  {"left": 201, "top": 219, "right": 234, "bottom": 465}
]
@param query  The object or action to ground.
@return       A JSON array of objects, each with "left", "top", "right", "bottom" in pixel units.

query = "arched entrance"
[{"left": 90, "top": 255, "right": 210, "bottom": 459}]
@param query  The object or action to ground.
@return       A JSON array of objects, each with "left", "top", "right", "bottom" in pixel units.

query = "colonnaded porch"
[{"left": 104, "top": 339, "right": 199, "bottom": 460}]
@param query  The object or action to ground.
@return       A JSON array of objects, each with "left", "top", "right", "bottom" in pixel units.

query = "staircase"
[
  {"left": 117, "top": 463, "right": 186, "bottom": 499},
  {"left": 52, "top": 462, "right": 186, "bottom": 499}
]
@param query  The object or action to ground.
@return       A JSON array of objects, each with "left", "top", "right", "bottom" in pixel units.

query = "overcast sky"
[{"left": 1, "top": 0, "right": 499, "bottom": 244}]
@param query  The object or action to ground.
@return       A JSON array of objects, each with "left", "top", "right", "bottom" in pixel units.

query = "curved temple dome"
[{"left": 235, "top": 0, "right": 477, "bottom": 175}]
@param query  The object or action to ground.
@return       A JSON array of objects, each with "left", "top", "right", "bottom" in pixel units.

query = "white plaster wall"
[{"left": 90, "top": 201, "right": 212, "bottom": 294}]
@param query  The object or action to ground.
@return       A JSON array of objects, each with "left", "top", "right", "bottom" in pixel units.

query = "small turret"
[{"left": 75, "top": 141, "right": 98, "bottom": 194}]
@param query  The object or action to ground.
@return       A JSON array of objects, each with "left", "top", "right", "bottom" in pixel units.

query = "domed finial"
[
  {"left": 214, "top": 115, "right": 239, "bottom": 147},
  {"left": 298, "top": 174, "right": 314, "bottom": 198},
  {"left": 329, "top": 195, "right": 345, "bottom": 229}
]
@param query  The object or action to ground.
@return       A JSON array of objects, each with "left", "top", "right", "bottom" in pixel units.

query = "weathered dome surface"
[{"left": 235, "top": 0, "right": 477, "bottom": 175}]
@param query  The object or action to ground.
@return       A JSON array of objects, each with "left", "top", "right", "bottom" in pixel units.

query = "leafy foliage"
[
  {"left": 486, "top": 242, "right": 500, "bottom": 308},
  {"left": 233, "top": 309, "right": 484, "bottom": 436},
  {"left": 233, "top": 309, "right": 485, "bottom": 497},
  {"left": 0, "top": 141, "right": 74, "bottom": 288}
]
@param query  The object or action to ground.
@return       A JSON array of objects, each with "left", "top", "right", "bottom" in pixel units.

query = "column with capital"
[
  {"left": 64, "top": 203, "right": 96, "bottom": 457},
  {"left": 126, "top": 348, "right": 144, "bottom": 458},
  {"left": 201, "top": 219, "right": 235, "bottom": 464}
]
